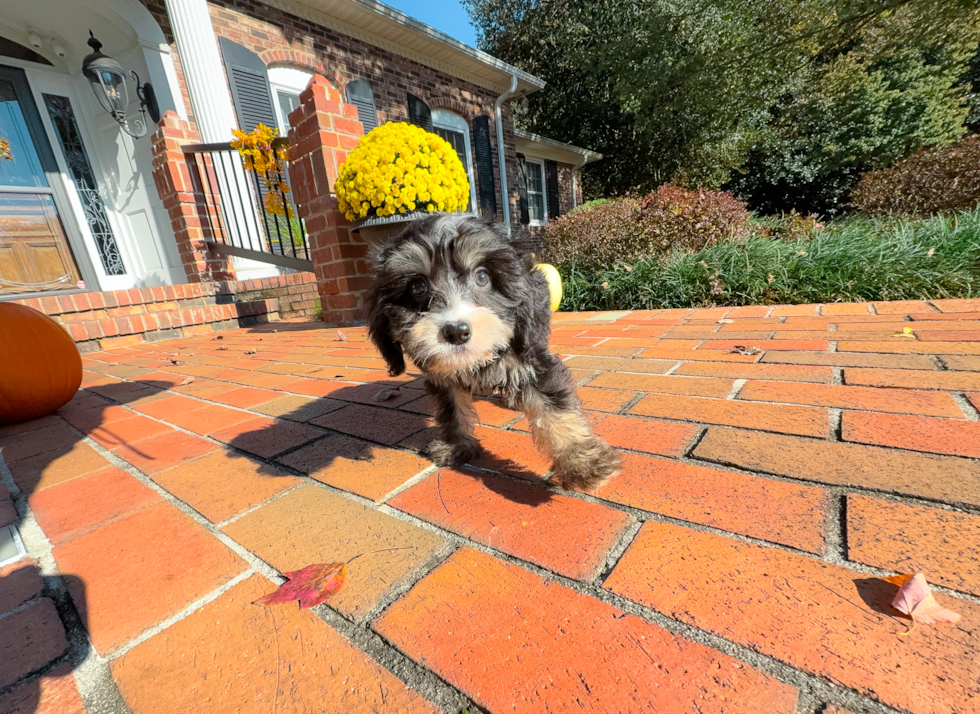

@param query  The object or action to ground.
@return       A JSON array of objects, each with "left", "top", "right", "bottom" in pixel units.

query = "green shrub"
[
  {"left": 543, "top": 197, "right": 644, "bottom": 270},
  {"left": 560, "top": 209, "right": 980, "bottom": 311},
  {"left": 543, "top": 185, "right": 749, "bottom": 270},
  {"left": 851, "top": 136, "right": 980, "bottom": 216}
]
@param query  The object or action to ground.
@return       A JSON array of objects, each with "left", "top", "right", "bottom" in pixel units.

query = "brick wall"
[
  {"left": 13, "top": 273, "right": 318, "bottom": 353},
  {"left": 139, "top": 0, "right": 523, "bottom": 227}
]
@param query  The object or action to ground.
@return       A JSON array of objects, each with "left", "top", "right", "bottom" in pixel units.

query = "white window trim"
[
  {"left": 432, "top": 109, "right": 478, "bottom": 214},
  {"left": 523, "top": 157, "right": 548, "bottom": 226},
  {"left": 268, "top": 66, "right": 314, "bottom": 134}
]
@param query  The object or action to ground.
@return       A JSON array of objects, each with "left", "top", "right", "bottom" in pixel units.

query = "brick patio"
[{"left": 1, "top": 300, "right": 979, "bottom": 714}]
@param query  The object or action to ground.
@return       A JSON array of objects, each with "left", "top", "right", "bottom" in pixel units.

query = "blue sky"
[{"left": 381, "top": 0, "right": 479, "bottom": 47}]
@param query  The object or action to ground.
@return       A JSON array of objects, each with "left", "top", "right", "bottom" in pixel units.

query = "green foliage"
[
  {"left": 467, "top": 0, "right": 980, "bottom": 208},
  {"left": 851, "top": 135, "right": 980, "bottom": 216},
  {"left": 559, "top": 209, "right": 980, "bottom": 310},
  {"left": 727, "top": 14, "right": 977, "bottom": 215},
  {"left": 543, "top": 186, "right": 749, "bottom": 270}
]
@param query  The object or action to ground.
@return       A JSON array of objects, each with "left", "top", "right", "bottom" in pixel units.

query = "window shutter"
[
  {"left": 471, "top": 116, "right": 497, "bottom": 219},
  {"left": 545, "top": 160, "right": 560, "bottom": 220},
  {"left": 407, "top": 94, "right": 432, "bottom": 132},
  {"left": 516, "top": 153, "right": 530, "bottom": 225},
  {"left": 346, "top": 80, "right": 378, "bottom": 132},
  {"left": 219, "top": 38, "right": 277, "bottom": 133}
]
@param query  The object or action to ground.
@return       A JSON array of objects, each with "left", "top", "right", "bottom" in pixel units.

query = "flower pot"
[{"left": 352, "top": 212, "right": 428, "bottom": 249}]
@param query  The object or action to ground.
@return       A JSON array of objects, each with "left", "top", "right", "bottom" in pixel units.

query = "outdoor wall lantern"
[{"left": 81, "top": 31, "right": 160, "bottom": 138}]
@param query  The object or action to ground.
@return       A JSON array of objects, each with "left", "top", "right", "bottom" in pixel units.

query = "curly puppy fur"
[{"left": 367, "top": 213, "right": 619, "bottom": 491}]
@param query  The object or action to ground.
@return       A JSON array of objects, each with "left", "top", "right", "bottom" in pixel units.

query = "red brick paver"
[
  {"left": 389, "top": 468, "right": 634, "bottom": 580},
  {"left": 375, "top": 548, "right": 798, "bottom": 714},
  {"left": 3, "top": 304, "right": 979, "bottom": 714},
  {"left": 605, "top": 522, "right": 978, "bottom": 714},
  {"left": 111, "top": 575, "right": 437, "bottom": 714}
]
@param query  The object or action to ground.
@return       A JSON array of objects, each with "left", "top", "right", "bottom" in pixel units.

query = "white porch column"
[{"left": 162, "top": 0, "right": 237, "bottom": 142}]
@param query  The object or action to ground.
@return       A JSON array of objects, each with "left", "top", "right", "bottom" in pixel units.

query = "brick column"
[
  {"left": 286, "top": 75, "right": 371, "bottom": 325},
  {"left": 151, "top": 111, "right": 235, "bottom": 283}
]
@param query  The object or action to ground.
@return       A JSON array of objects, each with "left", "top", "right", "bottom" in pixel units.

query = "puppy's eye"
[
  {"left": 474, "top": 268, "right": 491, "bottom": 288},
  {"left": 409, "top": 279, "right": 428, "bottom": 298}
]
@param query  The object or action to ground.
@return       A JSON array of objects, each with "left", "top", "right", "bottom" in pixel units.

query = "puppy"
[{"left": 367, "top": 213, "right": 619, "bottom": 491}]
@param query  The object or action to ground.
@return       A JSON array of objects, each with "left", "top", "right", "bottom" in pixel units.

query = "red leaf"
[
  {"left": 256, "top": 562, "right": 347, "bottom": 609},
  {"left": 888, "top": 573, "right": 961, "bottom": 626}
]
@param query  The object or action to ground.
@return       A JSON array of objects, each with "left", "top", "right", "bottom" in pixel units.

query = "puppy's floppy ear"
[{"left": 367, "top": 289, "right": 406, "bottom": 377}]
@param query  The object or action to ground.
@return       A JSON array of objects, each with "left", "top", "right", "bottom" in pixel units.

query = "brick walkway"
[{"left": 1, "top": 300, "right": 979, "bottom": 714}]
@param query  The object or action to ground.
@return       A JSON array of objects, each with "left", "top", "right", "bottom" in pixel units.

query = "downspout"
[
  {"left": 572, "top": 151, "right": 591, "bottom": 209},
  {"left": 494, "top": 74, "right": 519, "bottom": 233}
]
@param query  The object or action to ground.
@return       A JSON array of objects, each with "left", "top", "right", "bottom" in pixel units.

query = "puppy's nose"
[{"left": 441, "top": 321, "right": 472, "bottom": 345}]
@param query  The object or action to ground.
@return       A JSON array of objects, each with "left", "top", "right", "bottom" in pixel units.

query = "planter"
[{"left": 352, "top": 212, "right": 428, "bottom": 249}]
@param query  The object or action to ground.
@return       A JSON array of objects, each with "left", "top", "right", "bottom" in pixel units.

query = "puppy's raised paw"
[
  {"left": 549, "top": 437, "right": 620, "bottom": 492},
  {"left": 427, "top": 437, "right": 482, "bottom": 468}
]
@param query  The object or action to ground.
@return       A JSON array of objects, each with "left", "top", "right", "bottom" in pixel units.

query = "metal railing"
[{"left": 182, "top": 138, "right": 312, "bottom": 270}]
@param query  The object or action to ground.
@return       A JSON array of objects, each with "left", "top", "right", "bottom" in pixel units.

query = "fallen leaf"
[
  {"left": 212, "top": 335, "right": 224, "bottom": 341},
  {"left": 244, "top": 350, "right": 257, "bottom": 355},
  {"left": 729, "top": 345, "right": 762, "bottom": 355},
  {"left": 927, "top": 247, "right": 935, "bottom": 257},
  {"left": 718, "top": 319, "right": 735, "bottom": 324},
  {"left": 891, "top": 326, "right": 915, "bottom": 338},
  {"left": 373, "top": 386, "right": 402, "bottom": 402},
  {"left": 337, "top": 330, "right": 348, "bottom": 342},
  {"left": 887, "top": 573, "right": 961, "bottom": 627},
  {"left": 256, "top": 562, "right": 347, "bottom": 609},
  {"left": 169, "top": 353, "right": 180, "bottom": 365},
  {"left": 179, "top": 377, "right": 195, "bottom": 386},
  {"left": 255, "top": 547, "right": 414, "bottom": 609},
  {"left": 216, "top": 345, "right": 228, "bottom": 351}
]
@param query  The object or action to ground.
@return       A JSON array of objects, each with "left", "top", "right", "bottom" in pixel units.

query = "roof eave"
[
  {"left": 514, "top": 129, "right": 602, "bottom": 164},
  {"left": 268, "top": 0, "right": 546, "bottom": 94}
]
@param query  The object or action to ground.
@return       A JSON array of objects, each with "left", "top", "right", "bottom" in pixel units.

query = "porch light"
[{"left": 81, "top": 31, "right": 160, "bottom": 138}]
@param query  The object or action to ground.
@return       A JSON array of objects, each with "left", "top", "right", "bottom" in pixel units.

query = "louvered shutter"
[
  {"left": 219, "top": 38, "right": 277, "bottom": 133},
  {"left": 516, "top": 153, "right": 530, "bottom": 225},
  {"left": 471, "top": 116, "right": 497, "bottom": 219},
  {"left": 545, "top": 160, "right": 560, "bottom": 220},
  {"left": 346, "top": 80, "right": 378, "bottom": 132},
  {"left": 407, "top": 94, "right": 432, "bottom": 132}
]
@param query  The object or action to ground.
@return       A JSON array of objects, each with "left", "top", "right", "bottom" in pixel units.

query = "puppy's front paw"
[
  {"left": 550, "top": 437, "right": 620, "bottom": 492},
  {"left": 427, "top": 437, "right": 482, "bottom": 468}
]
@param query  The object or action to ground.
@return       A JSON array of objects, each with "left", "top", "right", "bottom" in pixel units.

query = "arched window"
[
  {"left": 268, "top": 66, "right": 314, "bottom": 134},
  {"left": 431, "top": 109, "right": 477, "bottom": 213},
  {"left": 346, "top": 80, "right": 378, "bottom": 132}
]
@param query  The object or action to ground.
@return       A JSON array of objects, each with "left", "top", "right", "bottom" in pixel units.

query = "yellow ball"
[{"left": 535, "top": 263, "right": 563, "bottom": 312}]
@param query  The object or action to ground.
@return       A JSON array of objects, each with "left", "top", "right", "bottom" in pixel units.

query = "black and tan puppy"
[{"left": 367, "top": 213, "right": 619, "bottom": 491}]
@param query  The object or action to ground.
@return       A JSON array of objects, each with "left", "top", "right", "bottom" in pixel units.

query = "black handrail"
[{"left": 182, "top": 140, "right": 310, "bottom": 268}]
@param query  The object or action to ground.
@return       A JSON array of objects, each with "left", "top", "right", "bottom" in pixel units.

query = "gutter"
[
  {"left": 494, "top": 74, "right": 519, "bottom": 233},
  {"left": 572, "top": 151, "right": 592, "bottom": 209}
]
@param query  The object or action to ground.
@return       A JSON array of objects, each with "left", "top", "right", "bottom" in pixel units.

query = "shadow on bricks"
[{"left": 853, "top": 577, "right": 903, "bottom": 617}]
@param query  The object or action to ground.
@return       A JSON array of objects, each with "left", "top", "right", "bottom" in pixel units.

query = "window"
[
  {"left": 432, "top": 109, "right": 478, "bottom": 213},
  {"left": 346, "top": 80, "right": 378, "bottom": 132},
  {"left": 268, "top": 66, "right": 314, "bottom": 134},
  {"left": 524, "top": 158, "right": 547, "bottom": 225}
]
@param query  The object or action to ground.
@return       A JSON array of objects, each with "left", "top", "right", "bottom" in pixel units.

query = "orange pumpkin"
[{"left": 0, "top": 303, "right": 82, "bottom": 424}]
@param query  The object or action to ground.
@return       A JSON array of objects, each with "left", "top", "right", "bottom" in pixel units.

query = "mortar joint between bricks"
[
  {"left": 952, "top": 392, "right": 980, "bottom": 421},
  {"left": 725, "top": 378, "right": 746, "bottom": 400}
]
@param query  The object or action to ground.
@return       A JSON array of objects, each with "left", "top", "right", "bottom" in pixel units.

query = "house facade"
[{"left": 0, "top": 0, "right": 596, "bottom": 346}]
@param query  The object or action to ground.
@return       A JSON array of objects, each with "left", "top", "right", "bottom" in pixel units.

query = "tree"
[{"left": 467, "top": 0, "right": 980, "bottom": 210}]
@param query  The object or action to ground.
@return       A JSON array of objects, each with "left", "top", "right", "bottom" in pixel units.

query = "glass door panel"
[{"left": 0, "top": 66, "right": 81, "bottom": 294}]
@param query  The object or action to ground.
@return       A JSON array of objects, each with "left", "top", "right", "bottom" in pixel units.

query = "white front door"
[{"left": 26, "top": 55, "right": 184, "bottom": 290}]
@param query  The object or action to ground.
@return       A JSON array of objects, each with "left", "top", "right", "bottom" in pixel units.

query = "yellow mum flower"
[{"left": 335, "top": 122, "right": 470, "bottom": 221}]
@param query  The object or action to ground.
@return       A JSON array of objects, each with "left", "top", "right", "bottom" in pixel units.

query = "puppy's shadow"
[{"left": 465, "top": 467, "right": 554, "bottom": 507}]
